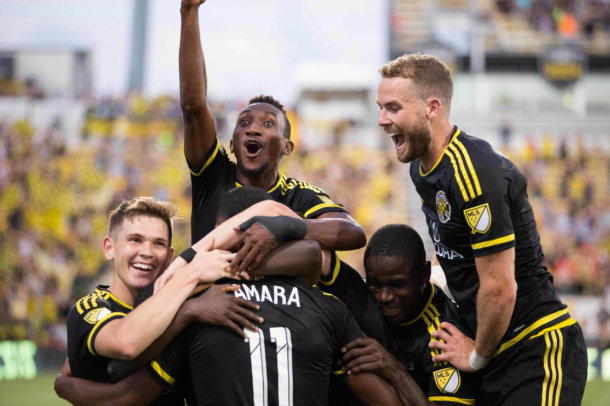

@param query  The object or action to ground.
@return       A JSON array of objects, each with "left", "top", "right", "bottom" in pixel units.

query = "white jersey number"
[{"left": 245, "top": 327, "right": 294, "bottom": 406}]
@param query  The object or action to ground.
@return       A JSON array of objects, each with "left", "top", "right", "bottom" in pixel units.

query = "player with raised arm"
[
  {"left": 376, "top": 53, "right": 586, "bottom": 404},
  {"left": 179, "top": 0, "right": 366, "bottom": 273},
  {"left": 55, "top": 187, "right": 402, "bottom": 406},
  {"left": 65, "top": 197, "right": 261, "bottom": 394}
]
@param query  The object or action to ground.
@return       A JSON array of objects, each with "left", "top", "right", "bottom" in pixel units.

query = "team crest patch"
[
  {"left": 464, "top": 203, "right": 492, "bottom": 234},
  {"left": 434, "top": 367, "right": 461, "bottom": 394},
  {"left": 84, "top": 308, "right": 110, "bottom": 324},
  {"left": 436, "top": 191, "right": 451, "bottom": 223}
]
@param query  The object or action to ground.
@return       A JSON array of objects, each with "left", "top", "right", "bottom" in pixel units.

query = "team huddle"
[{"left": 53, "top": 1, "right": 588, "bottom": 405}]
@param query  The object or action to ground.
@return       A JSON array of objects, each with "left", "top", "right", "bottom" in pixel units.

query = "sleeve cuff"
[
  {"left": 429, "top": 396, "right": 475, "bottom": 405},
  {"left": 147, "top": 361, "right": 176, "bottom": 390},
  {"left": 320, "top": 252, "right": 340, "bottom": 286},
  {"left": 87, "top": 312, "right": 126, "bottom": 356},
  {"left": 471, "top": 234, "right": 516, "bottom": 257},
  {"left": 188, "top": 137, "right": 219, "bottom": 176},
  {"left": 303, "top": 203, "right": 346, "bottom": 219}
]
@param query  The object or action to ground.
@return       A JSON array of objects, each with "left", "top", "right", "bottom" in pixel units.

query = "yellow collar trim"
[
  {"left": 95, "top": 288, "right": 134, "bottom": 311},
  {"left": 400, "top": 284, "right": 435, "bottom": 326},
  {"left": 419, "top": 128, "right": 461, "bottom": 177},
  {"left": 235, "top": 172, "right": 284, "bottom": 194}
]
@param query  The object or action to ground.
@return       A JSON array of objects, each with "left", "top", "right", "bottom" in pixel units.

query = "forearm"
[
  {"left": 248, "top": 241, "right": 322, "bottom": 284},
  {"left": 386, "top": 368, "right": 433, "bottom": 406},
  {"left": 56, "top": 376, "right": 121, "bottom": 406},
  {"left": 108, "top": 312, "right": 189, "bottom": 381},
  {"left": 304, "top": 218, "right": 366, "bottom": 251},
  {"left": 474, "top": 281, "right": 515, "bottom": 358},
  {"left": 179, "top": 3, "right": 207, "bottom": 113}
]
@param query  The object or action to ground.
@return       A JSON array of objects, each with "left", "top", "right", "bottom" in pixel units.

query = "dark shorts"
[{"left": 478, "top": 321, "right": 587, "bottom": 406}]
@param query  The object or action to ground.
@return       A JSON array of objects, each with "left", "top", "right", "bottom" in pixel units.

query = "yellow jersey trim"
[
  {"left": 151, "top": 360, "right": 176, "bottom": 385},
  {"left": 529, "top": 318, "right": 576, "bottom": 340},
  {"left": 429, "top": 396, "right": 475, "bottom": 405},
  {"left": 235, "top": 172, "right": 285, "bottom": 194},
  {"left": 444, "top": 149, "right": 470, "bottom": 202},
  {"left": 95, "top": 288, "right": 133, "bottom": 311},
  {"left": 420, "top": 128, "right": 461, "bottom": 177},
  {"left": 87, "top": 312, "right": 126, "bottom": 356},
  {"left": 471, "top": 234, "right": 515, "bottom": 250},
  {"left": 453, "top": 139, "right": 482, "bottom": 196},
  {"left": 332, "top": 370, "right": 344, "bottom": 375},
  {"left": 400, "top": 284, "right": 435, "bottom": 326},
  {"left": 448, "top": 143, "right": 476, "bottom": 200},
  {"left": 541, "top": 329, "right": 564, "bottom": 406},
  {"left": 321, "top": 291, "right": 345, "bottom": 307},
  {"left": 304, "top": 203, "right": 344, "bottom": 219},
  {"left": 190, "top": 138, "right": 220, "bottom": 176},
  {"left": 494, "top": 309, "right": 569, "bottom": 357},
  {"left": 320, "top": 253, "right": 341, "bottom": 286}
]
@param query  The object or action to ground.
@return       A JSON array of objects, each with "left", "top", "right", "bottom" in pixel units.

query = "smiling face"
[
  {"left": 377, "top": 77, "right": 432, "bottom": 164},
  {"left": 103, "top": 215, "right": 174, "bottom": 293},
  {"left": 231, "top": 103, "right": 293, "bottom": 179},
  {"left": 365, "top": 255, "right": 430, "bottom": 325}
]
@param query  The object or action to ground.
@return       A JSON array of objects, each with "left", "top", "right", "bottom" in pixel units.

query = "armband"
[
  {"left": 469, "top": 350, "right": 490, "bottom": 371},
  {"left": 179, "top": 247, "right": 197, "bottom": 264},
  {"left": 239, "top": 216, "right": 307, "bottom": 243}
]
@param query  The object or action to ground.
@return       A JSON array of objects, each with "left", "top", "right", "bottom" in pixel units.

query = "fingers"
[
  {"left": 429, "top": 340, "right": 448, "bottom": 352},
  {"left": 231, "top": 243, "right": 252, "bottom": 272},
  {"left": 223, "top": 320, "right": 249, "bottom": 339},
  {"left": 342, "top": 337, "right": 373, "bottom": 353},
  {"left": 431, "top": 352, "right": 450, "bottom": 363},
  {"left": 235, "top": 247, "right": 259, "bottom": 274},
  {"left": 220, "top": 284, "right": 240, "bottom": 293},
  {"left": 431, "top": 329, "right": 452, "bottom": 342},
  {"left": 234, "top": 305, "right": 263, "bottom": 323},
  {"left": 440, "top": 322, "right": 462, "bottom": 337},
  {"left": 342, "top": 345, "right": 375, "bottom": 363},
  {"left": 343, "top": 355, "right": 378, "bottom": 373},
  {"left": 233, "top": 297, "right": 261, "bottom": 311}
]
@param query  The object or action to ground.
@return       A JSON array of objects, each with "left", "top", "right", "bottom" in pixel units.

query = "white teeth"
[{"left": 132, "top": 263, "right": 153, "bottom": 270}]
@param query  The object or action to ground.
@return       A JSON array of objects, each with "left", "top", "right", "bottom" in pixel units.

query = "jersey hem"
[
  {"left": 429, "top": 396, "right": 475, "bottom": 405},
  {"left": 147, "top": 361, "right": 175, "bottom": 390}
]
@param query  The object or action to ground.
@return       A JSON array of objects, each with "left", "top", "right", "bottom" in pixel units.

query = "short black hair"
[
  {"left": 364, "top": 224, "right": 426, "bottom": 275},
  {"left": 248, "top": 95, "right": 291, "bottom": 140},
  {"left": 217, "top": 186, "right": 273, "bottom": 222}
]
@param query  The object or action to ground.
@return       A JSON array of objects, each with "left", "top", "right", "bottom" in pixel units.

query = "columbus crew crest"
[
  {"left": 434, "top": 367, "right": 461, "bottom": 394},
  {"left": 464, "top": 203, "right": 492, "bottom": 234},
  {"left": 436, "top": 191, "right": 451, "bottom": 223}
]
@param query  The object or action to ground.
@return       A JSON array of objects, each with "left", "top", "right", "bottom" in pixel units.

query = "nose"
[
  {"left": 378, "top": 109, "right": 391, "bottom": 127},
  {"left": 376, "top": 287, "right": 393, "bottom": 304},
  {"left": 139, "top": 241, "right": 154, "bottom": 258},
  {"left": 245, "top": 122, "right": 263, "bottom": 137}
]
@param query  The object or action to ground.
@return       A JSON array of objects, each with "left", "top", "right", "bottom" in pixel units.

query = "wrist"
[
  {"left": 177, "top": 302, "right": 195, "bottom": 325},
  {"left": 469, "top": 349, "right": 490, "bottom": 371}
]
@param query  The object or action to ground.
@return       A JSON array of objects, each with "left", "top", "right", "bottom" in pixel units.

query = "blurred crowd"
[
  {"left": 495, "top": 0, "right": 610, "bottom": 38},
  {"left": 0, "top": 94, "right": 406, "bottom": 348}
]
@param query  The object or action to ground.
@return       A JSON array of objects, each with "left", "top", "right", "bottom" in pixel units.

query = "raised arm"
[
  {"left": 304, "top": 212, "right": 366, "bottom": 251},
  {"left": 180, "top": 0, "right": 217, "bottom": 167},
  {"left": 248, "top": 240, "right": 323, "bottom": 285}
]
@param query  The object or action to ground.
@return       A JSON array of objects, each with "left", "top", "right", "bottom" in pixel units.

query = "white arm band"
[{"left": 469, "top": 350, "right": 490, "bottom": 371}]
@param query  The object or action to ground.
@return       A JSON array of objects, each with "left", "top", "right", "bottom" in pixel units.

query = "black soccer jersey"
[
  {"left": 147, "top": 276, "right": 363, "bottom": 406},
  {"left": 67, "top": 286, "right": 132, "bottom": 383},
  {"left": 391, "top": 283, "right": 481, "bottom": 405},
  {"left": 189, "top": 137, "right": 348, "bottom": 243},
  {"left": 410, "top": 127, "right": 567, "bottom": 346}
]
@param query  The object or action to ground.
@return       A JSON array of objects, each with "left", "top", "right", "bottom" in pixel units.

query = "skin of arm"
[
  {"left": 343, "top": 373, "right": 403, "bottom": 406},
  {"left": 342, "top": 338, "right": 434, "bottom": 406},
  {"left": 180, "top": 0, "right": 216, "bottom": 167},
  {"left": 55, "top": 368, "right": 161, "bottom": 406},
  {"left": 247, "top": 240, "right": 323, "bottom": 285},
  {"left": 96, "top": 242, "right": 235, "bottom": 360},
  {"left": 430, "top": 248, "right": 517, "bottom": 371},
  {"left": 107, "top": 285, "right": 262, "bottom": 382}
]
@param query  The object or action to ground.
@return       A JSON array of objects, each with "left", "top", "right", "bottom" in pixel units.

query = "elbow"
[
  {"left": 341, "top": 222, "right": 367, "bottom": 250},
  {"left": 180, "top": 99, "right": 207, "bottom": 116},
  {"left": 114, "top": 344, "right": 139, "bottom": 361},
  {"left": 304, "top": 240, "right": 323, "bottom": 273},
  {"left": 484, "top": 280, "right": 517, "bottom": 308}
]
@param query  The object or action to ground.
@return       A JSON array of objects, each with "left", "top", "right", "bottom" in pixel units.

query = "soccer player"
[
  {"left": 376, "top": 54, "right": 587, "bottom": 404},
  {"left": 56, "top": 187, "right": 402, "bottom": 406},
  {"left": 179, "top": 0, "right": 366, "bottom": 272},
  {"left": 338, "top": 224, "right": 480, "bottom": 405},
  {"left": 66, "top": 197, "right": 260, "bottom": 386}
]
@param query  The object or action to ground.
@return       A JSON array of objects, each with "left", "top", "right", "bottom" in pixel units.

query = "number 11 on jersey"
[{"left": 245, "top": 327, "right": 294, "bottom": 406}]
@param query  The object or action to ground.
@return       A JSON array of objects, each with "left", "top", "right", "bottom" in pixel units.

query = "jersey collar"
[
  {"left": 95, "top": 285, "right": 133, "bottom": 311},
  {"left": 419, "top": 126, "right": 461, "bottom": 177},
  {"left": 234, "top": 172, "right": 286, "bottom": 200},
  {"left": 398, "top": 283, "right": 435, "bottom": 327}
]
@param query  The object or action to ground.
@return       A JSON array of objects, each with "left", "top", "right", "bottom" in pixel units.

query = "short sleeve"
[
  {"left": 67, "top": 298, "right": 126, "bottom": 358},
  {"left": 460, "top": 170, "right": 516, "bottom": 257},
  {"left": 427, "top": 366, "right": 480, "bottom": 405},
  {"left": 290, "top": 182, "right": 347, "bottom": 219},
  {"left": 189, "top": 137, "right": 235, "bottom": 213},
  {"left": 147, "top": 326, "right": 194, "bottom": 390},
  {"left": 330, "top": 303, "right": 365, "bottom": 377}
]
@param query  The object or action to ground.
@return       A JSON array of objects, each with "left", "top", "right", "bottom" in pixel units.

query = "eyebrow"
[
  {"left": 126, "top": 233, "right": 168, "bottom": 244},
  {"left": 240, "top": 109, "right": 278, "bottom": 117}
]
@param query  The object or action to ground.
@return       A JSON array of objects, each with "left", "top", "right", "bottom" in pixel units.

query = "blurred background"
[{"left": 0, "top": 0, "right": 609, "bottom": 404}]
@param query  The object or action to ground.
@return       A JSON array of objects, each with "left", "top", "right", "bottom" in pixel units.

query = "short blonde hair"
[
  {"left": 109, "top": 197, "right": 178, "bottom": 244},
  {"left": 379, "top": 53, "right": 453, "bottom": 113}
]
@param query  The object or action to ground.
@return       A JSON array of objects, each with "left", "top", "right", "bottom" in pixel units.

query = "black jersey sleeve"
[
  {"left": 146, "top": 325, "right": 194, "bottom": 391},
  {"left": 427, "top": 365, "right": 480, "bottom": 405},
  {"left": 289, "top": 182, "right": 347, "bottom": 219},
  {"left": 189, "top": 137, "right": 235, "bottom": 214},
  {"left": 453, "top": 147, "right": 517, "bottom": 257},
  {"left": 326, "top": 294, "right": 365, "bottom": 377},
  {"left": 67, "top": 294, "right": 127, "bottom": 359}
]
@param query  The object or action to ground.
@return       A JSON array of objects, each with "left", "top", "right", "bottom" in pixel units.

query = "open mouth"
[
  {"left": 389, "top": 133, "right": 406, "bottom": 150},
  {"left": 380, "top": 306, "right": 401, "bottom": 317},
  {"left": 131, "top": 263, "right": 154, "bottom": 273},
  {"left": 244, "top": 139, "right": 263, "bottom": 157}
]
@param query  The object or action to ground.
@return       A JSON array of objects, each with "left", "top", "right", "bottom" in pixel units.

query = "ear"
[
  {"left": 165, "top": 247, "right": 175, "bottom": 269},
  {"left": 282, "top": 139, "right": 294, "bottom": 157},
  {"left": 229, "top": 139, "right": 234, "bottom": 154},
  {"left": 421, "top": 260, "right": 432, "bottom": 287},
  {"left": 426, "top": 98, "right": 442, "bottom": 119},
  {"left": 103, "top": 236, "right": 115, "bottom": 260}
]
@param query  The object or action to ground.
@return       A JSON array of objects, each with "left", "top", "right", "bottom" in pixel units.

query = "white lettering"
[
  {"left": 234, "top": 288, "right": 248, "bottom": 300},
  {"left": 287, "top": 288, "right": 301, "bottom": 308},
  {"left": 244, "top": 285, "right": 260, "bottom": 302},
  {"left": 274, "top": 286, "right": 286, "bottom": 305},
  {"left": 261, "top": 286, "right": 273, "bottom": 303},
  {"left": 434, "top": 243, "right": 464, "bottom": 260}
]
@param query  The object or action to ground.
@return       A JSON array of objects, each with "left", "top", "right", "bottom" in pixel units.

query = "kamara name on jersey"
[{"left": 234, "top": 284, "right": 301, "bottom": 307}]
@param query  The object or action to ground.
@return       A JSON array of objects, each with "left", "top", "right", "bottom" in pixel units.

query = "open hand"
[
  {"left": 429, "top": 322, "right": 476, "bottom": 373},
  {"left": 341, "top": 338, "right": 402, "bottom": 383},
  {"left": 185, "top": 284, "right": 263, "bottom": 338},
  {"left": 189, "top": 241, "right": 239, "bottom": 284},
  {"left": 231, "top": 224, "right": 279, "bottom": 274}
]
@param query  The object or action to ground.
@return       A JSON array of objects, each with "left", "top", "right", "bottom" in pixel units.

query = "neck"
[
  {"left": 420, "top": 119, "right": 455, "bottom": 173},
  {"left": 235, "top": 164, "right": 280, "bottom": 190},
  {"left": 402, "top": 283, "right": 431, "bottom": 324},
  {"left": 108, "top": 274, "right": 137, "bottom": 308}
]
